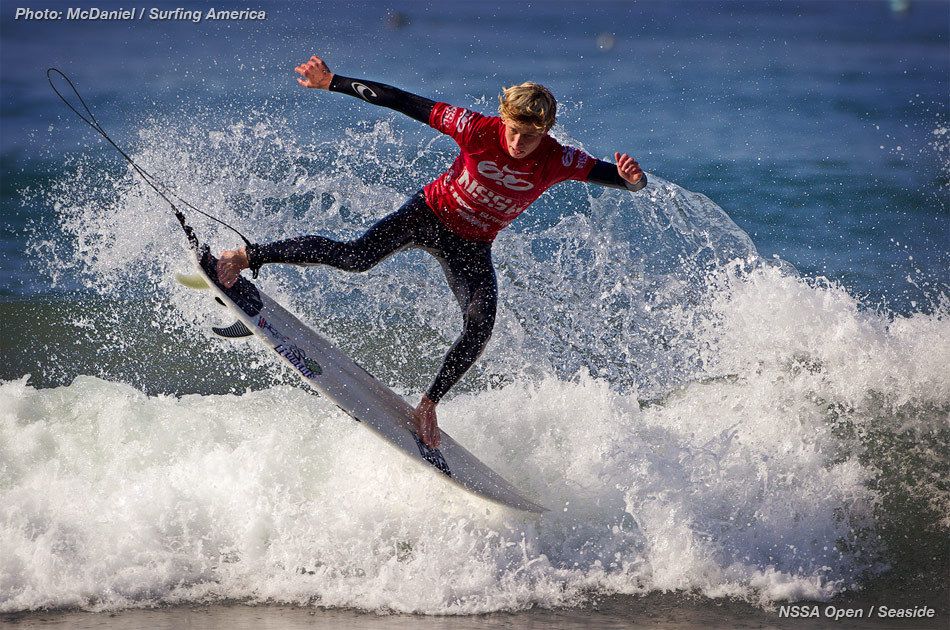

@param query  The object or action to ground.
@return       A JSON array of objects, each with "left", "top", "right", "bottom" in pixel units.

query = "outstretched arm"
[
  {"left": 587, "top": 152, "right": 648, "bottom": 191},
  {"left": 296, "top": 55, "right": 436, "bottom": 124}
]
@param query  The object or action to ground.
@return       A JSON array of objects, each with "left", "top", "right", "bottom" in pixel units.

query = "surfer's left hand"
[
  {"left": 217, "top": 248, "right": 248, "bottom": 288},
  {"left": 615, "top": 152, "right": 643, "bottom": 185}
]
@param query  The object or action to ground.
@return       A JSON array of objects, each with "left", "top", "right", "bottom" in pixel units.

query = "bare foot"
[
  {"left": 217, "top": 248, "right": 248, "bottom": 288},
  {"left": 414, "top": 395, "right": 441, "bottom": 448}
]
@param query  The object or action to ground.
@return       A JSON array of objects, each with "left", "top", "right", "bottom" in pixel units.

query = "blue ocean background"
[{"left": 1, "top": 0, "right": 948, "bottom": 623}]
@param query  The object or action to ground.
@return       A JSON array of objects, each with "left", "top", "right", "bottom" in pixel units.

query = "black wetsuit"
[{"left": 246, "top": 75, "right": 647, "bottom": 404}]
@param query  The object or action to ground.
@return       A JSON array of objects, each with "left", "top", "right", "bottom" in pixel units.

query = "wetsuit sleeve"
[
  {"left": 328, "top": 74, "right": 436, "bottom": 124},
  {"left": 586, "top": 159, "right": 648, "bottom": 192},
  {"left": 245, "top": 239, "right": 322, "bottom": 273}
]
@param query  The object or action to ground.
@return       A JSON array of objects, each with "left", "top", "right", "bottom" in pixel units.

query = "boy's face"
[{"left": 502, "top": 119, "right": 545, "bottom": 159}]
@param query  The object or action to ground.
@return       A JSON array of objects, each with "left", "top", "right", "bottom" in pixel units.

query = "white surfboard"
[{"left": 178, "top": 246, "right": 546, "bottom": 513}]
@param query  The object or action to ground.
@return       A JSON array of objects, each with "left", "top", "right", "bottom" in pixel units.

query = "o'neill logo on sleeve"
[{"left": 352, "top": 82, "right": 377, "bottom": 101}]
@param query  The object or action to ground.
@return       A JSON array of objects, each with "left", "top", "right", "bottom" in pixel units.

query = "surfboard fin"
[
  {"left": 174, "top": 272, "right": 210, "bottom": 290},
  {"left": 212, "top": 321, "right": 254, "bottom": 338}
]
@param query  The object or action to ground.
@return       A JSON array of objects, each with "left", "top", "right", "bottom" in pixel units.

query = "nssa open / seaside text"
[{"left": 779, "top": 605, "right": 936, "bottom": 620}]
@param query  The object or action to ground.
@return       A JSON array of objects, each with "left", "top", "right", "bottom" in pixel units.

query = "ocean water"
[{"left": 1, "top": 0, "right": 948, "bottom": 624}]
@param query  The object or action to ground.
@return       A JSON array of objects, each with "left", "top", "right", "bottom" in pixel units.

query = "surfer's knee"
[{"left": 463, "top": 297, "right": 496, "bottom": 346}]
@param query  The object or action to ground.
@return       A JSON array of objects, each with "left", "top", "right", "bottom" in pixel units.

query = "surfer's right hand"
[
  {"left": 217, "top": 248, "right": 249, "bottom": 288},
  {"left": 295, "top": 55, "right": 334, "bottom": 90}
]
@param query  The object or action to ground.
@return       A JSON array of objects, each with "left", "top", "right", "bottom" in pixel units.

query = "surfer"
[{"left": 217, "top": 55, "right": 647, "bottom": 448}]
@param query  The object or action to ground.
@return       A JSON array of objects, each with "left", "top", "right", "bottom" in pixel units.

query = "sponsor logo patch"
[
  {"left": 258, "top": 316, "right": 288, "bottom": 342},
  {"left": 275, "top": 343, "right": 323, "bottom": 379},
  {"left": 352, "top": 82, "right": 377, "bottom": 101},
  {"left": 476, "top": 160, "right": 534, "bottom": 191},
  {"left": 561, "top": 146, "right": 576, "bottom": 167},
  {"left": 456, "top": 110, "right": 474, "bottom": 134},
  {"left": 455, "top": 166, "right": 524, "bottom": 216},
  {"left": 259, "top": 316, "right": 323, "bottom": 378}
]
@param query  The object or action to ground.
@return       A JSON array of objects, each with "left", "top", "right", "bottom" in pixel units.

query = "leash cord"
[{"left": 47, "top": 68, "right": 252, "bottom": 249}]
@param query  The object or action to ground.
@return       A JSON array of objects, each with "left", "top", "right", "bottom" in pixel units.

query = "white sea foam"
[{"left": 4, "top": 264, "right": 947, "bottom": 612}]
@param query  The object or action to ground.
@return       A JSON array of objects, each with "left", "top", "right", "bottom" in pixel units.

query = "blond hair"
[{"left": 498, "top": 82, "right": 557, "bottom": 133}]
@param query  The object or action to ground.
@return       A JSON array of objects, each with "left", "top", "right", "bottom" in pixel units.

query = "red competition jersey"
[{"left": 423, "top": 102, "right": 596, "bottom": 242}]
